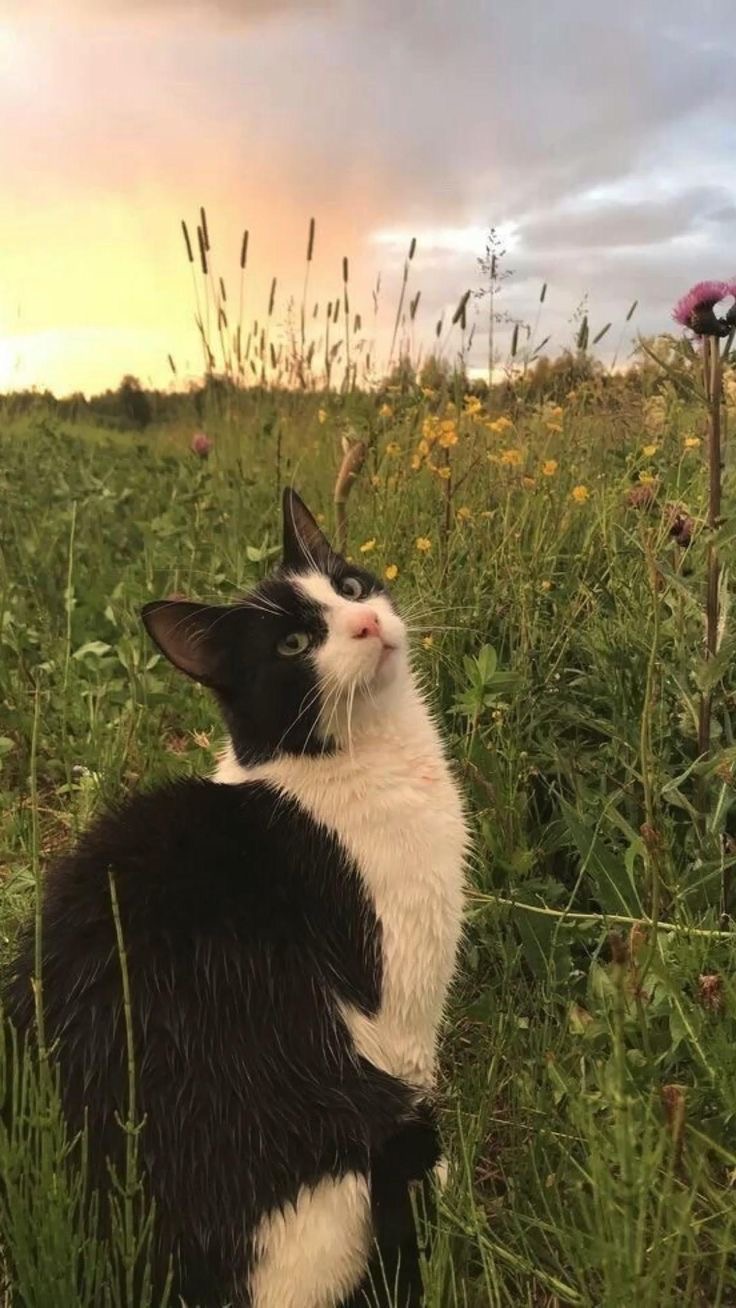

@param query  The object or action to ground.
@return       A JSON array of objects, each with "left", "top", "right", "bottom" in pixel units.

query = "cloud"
[{"left": 2, "top": 0, "right": 736, "bottom": 390}]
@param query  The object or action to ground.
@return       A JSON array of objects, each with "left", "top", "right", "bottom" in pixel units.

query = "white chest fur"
[{"left": 214, "top": 690, "right": 468, "bottom": 1092}]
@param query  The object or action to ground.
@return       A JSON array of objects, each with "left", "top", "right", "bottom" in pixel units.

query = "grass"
[{"left": 2, "top": 366, "right": 736, "bottom": 1306}]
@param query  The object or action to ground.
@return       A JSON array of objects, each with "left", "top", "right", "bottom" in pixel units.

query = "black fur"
[
  {"left": 141, "top": 492, "right": 389, "bottom": 768},
  {"left": 3, "top": 779, "right": 437, "bottom": 1306},
  {"left": 2, "top": 492, "right": 440, "bottom": 1307}
]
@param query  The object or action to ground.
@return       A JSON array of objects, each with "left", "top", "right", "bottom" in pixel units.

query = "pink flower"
[
  {"left": 191, "top": 431, "right": 213, "bottom": 458},
  {"left": 672, "top": 281, "right": 736, "bottom": 337}
]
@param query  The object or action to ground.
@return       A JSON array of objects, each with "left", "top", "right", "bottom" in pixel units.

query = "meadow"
[{"left": 2, "top": 354, "right": 736, "bottom": 1306}]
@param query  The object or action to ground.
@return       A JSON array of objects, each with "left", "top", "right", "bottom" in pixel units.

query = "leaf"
[
  {"left": 72, "top": 640, "right": 112, "bottom": 660},
  {"left": 560, "top": 800, "right": 642, "bottom": 916}
]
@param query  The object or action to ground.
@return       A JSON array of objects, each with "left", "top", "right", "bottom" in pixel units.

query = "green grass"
[{"left": 3, "top": 374, "right": 736, "bottom": 1306}]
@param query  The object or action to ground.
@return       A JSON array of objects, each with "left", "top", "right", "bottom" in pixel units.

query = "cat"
[{"left": 2, "top": 489, "right": 468, "bottom": 1308}]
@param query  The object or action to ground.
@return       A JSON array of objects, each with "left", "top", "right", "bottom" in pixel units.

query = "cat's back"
[{"left": 35, "top": 777, "right": 340, "bottom": 934}]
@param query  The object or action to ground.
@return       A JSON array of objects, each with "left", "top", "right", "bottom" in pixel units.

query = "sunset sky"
[{"left": 1, "top": 0, "right": 735, "bottom": 396}]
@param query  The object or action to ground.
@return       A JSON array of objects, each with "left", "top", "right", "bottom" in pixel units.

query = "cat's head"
[{"left": 141, "top": 488, "right": 409, "bottom": 764}]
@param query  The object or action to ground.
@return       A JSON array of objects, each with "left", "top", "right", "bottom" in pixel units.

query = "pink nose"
[{"left": 350, "top": 610, "right": 381, "bottom": 640}]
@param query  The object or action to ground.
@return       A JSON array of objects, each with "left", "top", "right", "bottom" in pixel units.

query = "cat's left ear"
[
  {"left": 282, "top": 487, "right": 333, "bottom": 572},
  {"left": 141, "top": 600, "right": 232, "bottom": 690}
]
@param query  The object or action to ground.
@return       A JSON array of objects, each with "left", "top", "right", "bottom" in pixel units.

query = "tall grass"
[{"left": 2, "top": 305, "right": 736, "bottom": 1303}]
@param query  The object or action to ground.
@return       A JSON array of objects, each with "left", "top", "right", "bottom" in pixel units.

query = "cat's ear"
[
  {"left": 282, "top": 488, "right": 333, "bottom": 571},
  {"left": 141, "top": 600, "right": 231, "bottom": 689}
]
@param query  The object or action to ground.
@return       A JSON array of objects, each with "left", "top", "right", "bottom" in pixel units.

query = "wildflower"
[
  {"left": 642, "top": 444, "right": 658, "bottom": 457},
  {"left": 436, "top": 465, "right": 452, "bottom": 480},
  {"left": 463, "top": 395, "right": 482, "bottom": 416},
  {"left": 379, "top": 403, "right": 393, "bottom": 419},
  {"left": 190, "top": 431, "right": 213, "bottom": 458},
  {"left": 542, "top": 459, "right": 558, "bottom": 477},
  {"left": 385, "top": 441, "right": 401, "bottom": 456},
  {"left": 384, "top": 563, "right": 399, "bottom": 581},
  {"left": 417, "top": 438, "right": 430, "bottom": 457},
  {"left": 438, "top": 422, "right": 459, "bottom": 448},
  {"left": 456, "top": 505, "right": 472, "bottom": 522},
  {"left": 500, "top": 448, "right": 522, "bottom": 467},
  {"left": 487, "top": 416, "right": 513, "bottom": 434},
  {"left": 415, "top": 536, "right": 432, "bottom": 553},
  {"left": 545, "top": 421, "right": 563, "bottom": 434},
  {"left": 540, "top": 580, "right": 552, "bottom": 592},
  {"left": 571, "top": 485, "right": 589, "bottom": 503},
  {"left": 360, "top": 538, "right": 376, "bottom": 553},
  {"left": 627, "top": 482, "right": 658, "bottom": 510},
  {"left": 665, "top": 502, "right": 695, "bottom": 548},
  {"left": 684, "top": 436, "right": 701, "bottom": 450},
  {"left": 410, "top": 455, "right": 422, "bottom": 471},
  {"left": 697, "top": 973, "right": 724, "bottom": 1013},
  {"left": 318, "top": 408, "right": 328, "bottom": 424},
  {"left": 639, "top": 472, "right": 657, "bottom": 486},
  {"left": 672, "top": 281, "right": 736, "bottom": 337},
  {"left": 422, "top": 634, "right": 434, "bottom": 649}
]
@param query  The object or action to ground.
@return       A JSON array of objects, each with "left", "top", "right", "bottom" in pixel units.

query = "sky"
[{"left": 1, "top": 0, "right": 735, "bottom": 396}]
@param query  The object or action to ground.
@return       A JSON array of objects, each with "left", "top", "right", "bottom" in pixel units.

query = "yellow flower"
[
  {"left": 410, "top": 454, "right": 422, "bottom": 471},
  {"left": 422, "top": 634, "right": 434, "bottom": 649},
  {"left": 384, "top": 563, "right": 399, "bottom": 581},
  {"left": 436, "top": 465, "right": 452, "bottom": 480},
  {"left": 540, "top": 580, "right": 553, "bottom": 592},
  {"left": 638, "top": 472, "right": 656, "bottom": 485},
  {"left": 571, "top": 485, "right": 589, "bottom": 503},
  {"left": 542, "top": 459, "right": 558, "bottom": 477},
  {"left": 438, "top": 422, "right": 459, "bottom": 448},
  {"left": 379, "top": 403, "right": 393, "bottom": 419},
  {"left": 545, "top": 421, "right": 563, "bottom": 434},
  {"left": 415, "top": 536, "right": 432, "bottom": 553},
  {"left": 500, "top": 448, "right": 522, "bottom": 467},
  {"left": 642, "top": 443, "right": 658, "bottom": 457},
  {"left": 456, "top": 505, "right": 472, "bottom": 522},
  {"left": 463, "top": 396, "right": 482, "bottom": 415},
  {"left": 417, "top": 438, "right": 430, "bottom": 456},
  {"left": 360, "top": 538, "right": 376, "bottom": 553},
  {"left": 385, "top": 441, "right": 401, "bottom": 456},
  {"left": 318, "top": 408, "right": 327, "bottom": 425},
  {"left": 684, "top": 436, "right": 701, "bottom": 450},
  {"left": 487, "top": 416, "right": 513, "bottom": 434}
]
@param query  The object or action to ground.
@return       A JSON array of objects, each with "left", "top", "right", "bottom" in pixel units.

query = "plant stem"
[{"left": 698, "top": 335, "right": 723, "bottom": 762}]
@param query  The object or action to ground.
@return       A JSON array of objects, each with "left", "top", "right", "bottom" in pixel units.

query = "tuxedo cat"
[{"left": 3, "top": 490, "right": 468, "bottom": 1307}]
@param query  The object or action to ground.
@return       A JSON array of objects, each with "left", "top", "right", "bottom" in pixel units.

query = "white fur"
[
  {"left": 248, "top": 1173, "right": 371, "bottom": 1307},
  {"left": 216, "top": 568, "right": 468, "bottom": 1304},
  {"left": 215, "top": 569, "right": 469, "bottom": 1090}
]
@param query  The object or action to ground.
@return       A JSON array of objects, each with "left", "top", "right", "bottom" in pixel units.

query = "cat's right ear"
[{"left": 141, "top": 601, "right": 231, "bottom": 689}]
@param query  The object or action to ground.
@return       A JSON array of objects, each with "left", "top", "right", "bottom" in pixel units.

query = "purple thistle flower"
[
  {"left": 191, "top": 431, "right": 213, "bottom": 458},
  {"left": 672, "top": 281, "right": 736, "bottom": 337}
]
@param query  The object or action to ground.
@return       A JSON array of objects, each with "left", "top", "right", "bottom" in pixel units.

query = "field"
[{"left": 3, "top": 366, "right": 736, "bottom": 1306}]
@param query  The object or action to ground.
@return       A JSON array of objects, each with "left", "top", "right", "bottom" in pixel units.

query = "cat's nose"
[{"left": 350, "top": 610, "right": 381, "bottom": 640}]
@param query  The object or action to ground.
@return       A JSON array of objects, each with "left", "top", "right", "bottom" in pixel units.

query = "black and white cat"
[{"left": 3, "top": 490, "right": 468, "bottom": 1308}]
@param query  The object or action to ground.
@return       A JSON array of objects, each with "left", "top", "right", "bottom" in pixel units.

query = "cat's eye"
[
  {"left": 340, "top": 576, "right": 364, "bottom": 600},
  {"left": 276, "top": 631, "right": 310, "bottom": 657}
]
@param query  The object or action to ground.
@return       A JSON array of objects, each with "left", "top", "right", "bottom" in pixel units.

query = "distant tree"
[{"left": 116, "top": 375, "right": 152, "bottom": 429}]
